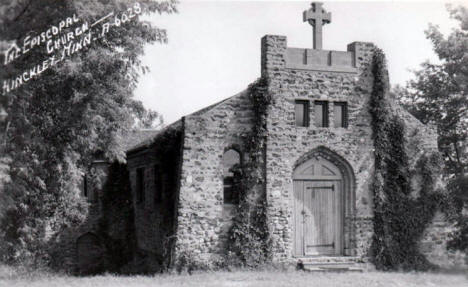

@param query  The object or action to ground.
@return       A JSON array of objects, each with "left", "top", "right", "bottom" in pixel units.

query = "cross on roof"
[{"left": 303, "top": 2, "right": 332, "bottom": 50}]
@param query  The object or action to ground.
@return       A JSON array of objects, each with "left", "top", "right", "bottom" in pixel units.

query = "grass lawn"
[{"left": 1, "top": 265, "right": 467, "bottom": 287}]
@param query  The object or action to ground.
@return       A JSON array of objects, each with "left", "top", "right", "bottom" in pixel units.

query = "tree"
[
  {"left": 396, "top": 4, "right": 468, "bottom": 257},
  {"left": 0, "top": 0, "right": 177, "bottom": 266},
  {"left": 398, "top": 5, "right": 468, "bottom": 177},
  {"left": 131, "top": 102, "right": 164, "bottom": 129}
]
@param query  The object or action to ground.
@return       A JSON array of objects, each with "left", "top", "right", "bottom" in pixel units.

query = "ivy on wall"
[
  {"left": 227, "top": 77, "right": 273, "bottom": 267},
  {"left": 369, "top": 48, "right": 443, "bottom": 271},
  {"left": 150, "top": 126, "right": 183, "bottom": 272}
]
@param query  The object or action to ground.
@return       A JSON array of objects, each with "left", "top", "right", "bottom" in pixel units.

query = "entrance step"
[{"left": 297, "top": 256, "right": 371, "bottom": 272}]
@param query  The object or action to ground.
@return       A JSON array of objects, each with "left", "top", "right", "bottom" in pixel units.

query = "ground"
[{"left": 1, "top": 265, "right": 467, "bottom": 287}]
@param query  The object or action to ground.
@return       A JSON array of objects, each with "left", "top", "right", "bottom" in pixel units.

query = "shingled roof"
[
  {"left": 122, "top": 129, "right": 163, "bottom": 152},
  {"left": 126, "top": 120, "right": 183, "bottom": 154}
]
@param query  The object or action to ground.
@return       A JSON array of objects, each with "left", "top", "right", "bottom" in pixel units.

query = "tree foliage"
[
  {"left": 396, "top": 5, "right": 468, "bottom": 257},
  {"left": 397, "top": 5, "right": 468, "bottom": 177},
  {"left": 0, "top": 0, "right": 177, "bottom": 266}
]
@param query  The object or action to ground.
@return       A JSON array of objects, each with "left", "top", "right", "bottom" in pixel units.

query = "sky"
[{"left": 135, "top": 0, "right": 464, "bottom": 125}]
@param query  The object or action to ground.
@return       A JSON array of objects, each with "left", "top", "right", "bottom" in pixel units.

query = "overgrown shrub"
[{"left": 0, "top": 166, "right": 87, "bottom": 268}]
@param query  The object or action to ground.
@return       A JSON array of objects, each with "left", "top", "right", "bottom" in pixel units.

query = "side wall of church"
[
  {"left": 173, "top": 92, "right": 255, "bottom": 265},
  {"left": 127, "top": 127, "right": 183, "bottom": 272}
]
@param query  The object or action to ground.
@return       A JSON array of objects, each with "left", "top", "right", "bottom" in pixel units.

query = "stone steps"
[
  {"left": 304, "top": 266, "right": 364, "bottom": 272},
  {"left": 297, "top": 256, "right": 370, "bottom": 272}
]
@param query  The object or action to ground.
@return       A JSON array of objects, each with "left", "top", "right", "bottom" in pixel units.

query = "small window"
[
  {"left": 222, "top": 149, "right": 241, "bottom": 205},
  {"left": 334, "top": 102, "right": 348, "bottom": 128},
  {"left": 315, "top": 101, "right": 329, "bottom": 127},
  {"left": 154, "top": 165, "right": 163, "bottom": 204},
  {"left": 295, "top": 100, "right": 309, "bottom": 127},
  {"left": 83, "top": 176, "right": 88, "bottom": 198},
  {"left": 136, "top": 168, "right": 145, "bottom": 203}
]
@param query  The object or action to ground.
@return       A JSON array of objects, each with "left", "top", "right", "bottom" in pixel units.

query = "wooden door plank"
[
  {"left": 335, "top": 180, "right": 343, "bottom": 255},
  {"left": 304, "top": 182, "right": 313, "bottom": 255},
  {"left": 293, "top": 180, "right": 304, "bottom": 256}
]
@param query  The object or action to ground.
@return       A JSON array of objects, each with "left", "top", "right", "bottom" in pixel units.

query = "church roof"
[
  {"left": 126, "top": 120, "right": 183, "bottom": 154},
  {"left": 122, "top": 129, "right": 165, "bottom": 151}
]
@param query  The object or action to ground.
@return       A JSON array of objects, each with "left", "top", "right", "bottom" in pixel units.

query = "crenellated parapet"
[{"left": 285, "top": 48, "right": 357, "bottom": 73}]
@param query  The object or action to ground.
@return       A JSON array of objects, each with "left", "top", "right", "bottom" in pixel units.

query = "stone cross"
[{"left": 303, "top": 2, "right": 331, "bottom": 50}]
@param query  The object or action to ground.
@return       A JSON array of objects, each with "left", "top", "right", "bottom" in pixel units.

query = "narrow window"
[
  {"left": 334, "top": 102, "right": 348, "bottom": 128},
  {"left": 154, "top": 165, "right": 163, "bottom": 204},
  {"left": 315, "top": 101, "right": 329, "bottom": 127},
  {"left": 222, "top": 149, "right": 241, "bottom": 205},
  {"left": 136, "top": 168, "right": 145, "bottom": 203},
  {"left": 83, "top": 176, "right": 88, "bottom": 198},
  {"left": 295, "top": 100, "right": 309, "bottom": 127}
]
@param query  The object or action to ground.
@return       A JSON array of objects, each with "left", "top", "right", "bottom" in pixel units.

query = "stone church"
[{"left": 70, "top": 2, "right": 465, "bottom": 273}]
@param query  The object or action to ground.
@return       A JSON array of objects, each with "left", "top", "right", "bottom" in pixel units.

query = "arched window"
[{"left": 222, "top": 149, "right": 241, "bottom": 205}]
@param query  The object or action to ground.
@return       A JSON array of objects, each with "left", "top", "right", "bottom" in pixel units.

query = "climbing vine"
[
  {"left": 150, "top": 126, "right": 183, "bottom": 271},
  {"left": 369, "top": 48, "right": 443, "bottom": 271},
  {"left": 227, "top": 77, "right": 273, "bottom": 267}
]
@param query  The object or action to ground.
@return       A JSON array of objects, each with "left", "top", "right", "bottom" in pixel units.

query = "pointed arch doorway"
[{"left": 293, "top": 152, "right": 349, "bottom": 256}]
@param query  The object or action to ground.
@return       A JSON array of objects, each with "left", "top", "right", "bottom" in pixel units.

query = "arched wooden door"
[{"left": 293, "top": 155, "right": 343, "bottom": 256}]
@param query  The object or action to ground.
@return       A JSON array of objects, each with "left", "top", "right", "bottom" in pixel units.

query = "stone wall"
[{"left": 173, "top": 91, "right": 255, "bottom": 264}]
